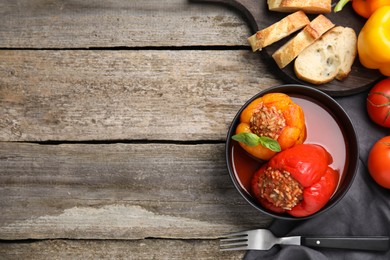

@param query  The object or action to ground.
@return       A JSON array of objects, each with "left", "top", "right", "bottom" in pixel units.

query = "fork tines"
[{"left": 219, "top": 231, "right": 249, "bottom": 251}]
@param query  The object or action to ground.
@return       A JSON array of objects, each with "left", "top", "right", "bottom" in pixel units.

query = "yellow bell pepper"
[{"left": 357, "top": 6, "right": 390, "bottom": 76}]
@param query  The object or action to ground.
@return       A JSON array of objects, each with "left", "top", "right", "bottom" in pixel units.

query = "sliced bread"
[
  {"left": 247, "top": 11, "right": 310, "bottom": 52},
  {"left": 267, "top": 0, "right": 331, "bottom": 14},
  {"left": 294, "top": 26, "right": 357, "bottom": 85},
  {"left": 272, "top": 15, "right": 335, "bottom": 69}
]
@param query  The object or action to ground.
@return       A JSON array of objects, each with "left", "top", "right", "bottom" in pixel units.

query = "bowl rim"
[{"left": 225, "top": 84, "right": 359, "bottom": 221}]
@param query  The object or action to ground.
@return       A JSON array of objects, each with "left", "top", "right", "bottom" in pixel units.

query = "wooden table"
[{"left": 0, "top": 0, "right": 290, "bottom": 258}]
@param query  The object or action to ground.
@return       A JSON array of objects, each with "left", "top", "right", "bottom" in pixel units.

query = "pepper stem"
[{"left": 334, "top": 0, "right": 351, "bottom": 13}]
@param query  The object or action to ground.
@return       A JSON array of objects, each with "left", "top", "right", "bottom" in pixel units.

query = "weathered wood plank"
[
  {"left": 0, "top": 239, "right": 245, "bottom": 259},
  {"left": 0, "top": 0, "right": 252, "bottom": 48},
  {"left": 0, "top": 50, "right": 281, "bottom": 142},
  {"left": 0, "top": 142, "right": 271, "bottom": 240}
]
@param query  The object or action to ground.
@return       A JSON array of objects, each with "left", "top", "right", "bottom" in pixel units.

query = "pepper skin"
[
  {"left": 334, "top": 0, "right": 390, "bottom": 18},
  {"left": 235, "top": 93, "right": 306, "bottom": 160},
  {"left": 251, "top": 144, "right": 339, "bottom": 217},
  {"left": 357, "top": 6, "right": 390, "bottom": 76}
]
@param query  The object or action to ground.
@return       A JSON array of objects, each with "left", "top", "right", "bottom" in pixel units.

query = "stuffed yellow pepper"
[{"left": 232, "top": 93, "right": 306, "bottom": 160}]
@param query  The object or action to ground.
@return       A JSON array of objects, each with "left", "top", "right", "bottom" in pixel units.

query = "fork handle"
[{"left": 302, "top": 236, "right": 390, "bottom": 251}]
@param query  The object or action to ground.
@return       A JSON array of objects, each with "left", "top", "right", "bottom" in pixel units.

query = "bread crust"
[
  {"left": 272, "top": 15, "right": 335, "bottom": 69},
  {"left": 247, "top": 11, "right": 310, "bottom": 52},
  {"left": 267, "top": 0, "right": 331, "bottom": 14}
]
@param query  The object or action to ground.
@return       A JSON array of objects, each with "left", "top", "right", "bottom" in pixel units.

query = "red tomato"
[
  {"left": 366, "top": 78, "right": 390, "bottom": 128},
  {"left": 368, "top": 136, "right": 390, "bottom": 189}
]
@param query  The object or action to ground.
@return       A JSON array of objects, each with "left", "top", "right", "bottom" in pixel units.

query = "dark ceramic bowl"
[{"left": 225, "top": 84, "right": 359, "bottom": 220}]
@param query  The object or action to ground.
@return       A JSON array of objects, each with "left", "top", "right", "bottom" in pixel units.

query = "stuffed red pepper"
[{"left": 251, "top": 144, "right": 339, "bottom": 217}]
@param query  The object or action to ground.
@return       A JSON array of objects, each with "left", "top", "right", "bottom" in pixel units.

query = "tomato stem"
[
  {"left": 369, "top": 91, "right": 390, "bottom": 100},
  {"left": 367, "top": 99, "right": 390, "bottom": 107},
  {"left": 367, "top": 91, "right": 390, "bottom": 123}
]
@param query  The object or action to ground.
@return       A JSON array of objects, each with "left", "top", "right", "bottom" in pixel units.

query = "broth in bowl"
[{"left": 226, "top": 85, "right": 358, "bottom": 220}]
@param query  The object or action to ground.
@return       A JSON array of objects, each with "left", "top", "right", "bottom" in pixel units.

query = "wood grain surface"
[
  {"left": 0, "top": 142, "right": 270, "bottom": 240},
  {"left": 0, "top": 0, "right": 320, "bottom": 259},
  {"left": 0, "top": 49, "right": 279, "bottom": 142},
  {"left": 0, "top": 239, "right": 245, "bottom": 259},
  {"left": 0, "top": 0, "right": 250, "bottom": 48}
]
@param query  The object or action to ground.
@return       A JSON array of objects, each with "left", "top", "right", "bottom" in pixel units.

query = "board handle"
[{"left": 189, "top": 0, "right": 262, "bottom": 32}]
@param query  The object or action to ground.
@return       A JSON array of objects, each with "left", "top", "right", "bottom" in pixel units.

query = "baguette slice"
[
  {"left": 248, "top": 11, "right": 310, "bottom": 52},
  {"left": 272, "top": 15, "right": 335, "bottom": 69},
  {"left": 294, "top": 26, "right": 357, "bottom": 85},
  {"left": 268, "top": 0, "right": 331, "bottom": 14}
]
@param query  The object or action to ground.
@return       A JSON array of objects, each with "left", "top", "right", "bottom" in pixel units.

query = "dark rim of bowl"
[{"left": 225, "top": 84, "right": 359, "bottom": 221}]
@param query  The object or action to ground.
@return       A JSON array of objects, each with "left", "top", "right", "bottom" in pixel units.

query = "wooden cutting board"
[{"left": 190, "top": 0, "right": 384, "bottom": 96}]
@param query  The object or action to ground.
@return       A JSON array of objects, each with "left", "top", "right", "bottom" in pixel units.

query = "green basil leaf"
[
  {"left": 258, "top": 136, "right": 281, "bottom": 152},
  {"left": 231, "top": 132, "right": 260, "bottom": 146},
  {"left": 232, "top": 133, "right": 281, "bottom": 152}
]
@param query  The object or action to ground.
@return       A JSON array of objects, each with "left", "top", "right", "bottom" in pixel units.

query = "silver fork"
[{"left": 220, "top": 229, "right": 390, "bottom": 251}]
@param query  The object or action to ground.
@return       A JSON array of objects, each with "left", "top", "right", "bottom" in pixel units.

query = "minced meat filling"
[
  {"left": 258, "top": 167, "right": 303, "bottom": 210},
  {"left": 250, "top": 103, "right": 286, "bottom": 140}
]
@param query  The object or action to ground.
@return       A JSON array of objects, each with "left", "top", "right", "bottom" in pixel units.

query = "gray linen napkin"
[{"left": 245, "top": 90, "right": 390, "bottom": 260}]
